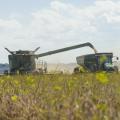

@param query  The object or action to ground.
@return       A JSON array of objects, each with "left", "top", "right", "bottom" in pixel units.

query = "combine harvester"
[{"left": 5, "top": 42, "right": 119, "bottom": 74}]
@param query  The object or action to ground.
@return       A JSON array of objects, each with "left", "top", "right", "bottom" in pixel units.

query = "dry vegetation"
[{"left": 0, "top": 73, "right": 120, "bottom": 120}]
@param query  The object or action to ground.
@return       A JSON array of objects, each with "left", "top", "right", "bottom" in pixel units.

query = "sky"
[{"left": 0, "top": 0, "right": 120, "bottom": 63}]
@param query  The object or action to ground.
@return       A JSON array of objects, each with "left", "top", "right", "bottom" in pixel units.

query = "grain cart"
[{"left": 75, "top": 53, "right": 118, "bottom": 73}]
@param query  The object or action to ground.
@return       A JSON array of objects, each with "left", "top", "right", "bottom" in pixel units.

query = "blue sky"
[
  {"left": 0, "top": 0, "right": 120, "bottom": 63},
  {"left": 0, "top": 0, "right": 94, "bottom": 17}
]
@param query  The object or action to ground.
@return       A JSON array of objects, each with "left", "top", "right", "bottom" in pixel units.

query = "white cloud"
[
  {"left": 0, "top": 19, "right": 21, "bottom": 30},
  {"left": 0, "top": 0, "right": 120, "bottom": 63}
]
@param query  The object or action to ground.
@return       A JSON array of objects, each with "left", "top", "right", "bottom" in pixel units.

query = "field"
[{"left": 0, "top": 73, "right": 120, "bottom": 120}]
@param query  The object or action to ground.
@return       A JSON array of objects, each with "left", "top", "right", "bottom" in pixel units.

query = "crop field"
[{"left": 0, "top": 73, "right": 120, "bottom": 120}]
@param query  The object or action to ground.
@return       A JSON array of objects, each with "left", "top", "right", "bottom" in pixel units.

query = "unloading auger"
[{"left": 35, "top": 42, "right": 97, "bottom": 58}]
